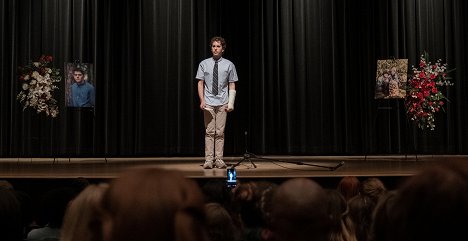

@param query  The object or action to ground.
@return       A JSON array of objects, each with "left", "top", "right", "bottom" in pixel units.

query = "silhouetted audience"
[
  {"left": 0, "top": 179, "right": 35, "bottom": 239},
  {"left": 0, "top": 189, "right": 23, "bottom": 241},
  {"left": 337, "top": 176, "right": 360, "bottom": 201},
  {"left": 99, "top": 167, "right": 209, "bottom": 241},
  {"left": 60, "top": 183, "right": 108, "bottom": 241},
  {"left": 15, "top": 189, "right": 35, "bottom": 239},
  {"left": 348, "top": 194, "right": 376, "bottom": 241},
  {"left": 0, "top": 180, "right": 14, "bottom": 190},
  {"left": 201, "top": 179, "right": 233, "bottom": 208},
  {"left": 27, "top": 187, "right": 76, "bottom": 241},
  {"left": 325, "top": 189, "right": 357, "bottom": 241},
  {"left": 232, "top": 180, "right": 277, "bottom": 241},
  {"left": 359, "top": 177, "right": 387, "bottom": 204},
  {"left": 369, "top": 160, "right": 468, "bottom": 241},
  {"left": 5, "top": 160, "right": 468, "bottom": 241},
  {"left": 69, "top": 177, "right": 91, "bottom": 194},
  {"left": 266, "top": 178, "right": 331, "bottom": 241},
  {"left": 204, "top": 202, "right": 239, "bottom": 241},
  {"left": 368, "top": 191, "right": 398, "bottom": 241}
]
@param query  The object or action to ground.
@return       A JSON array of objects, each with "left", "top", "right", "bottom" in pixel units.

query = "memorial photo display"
[
  {"left": 65, "top": 63, "right": 96, "bottom": 108},
  {"left": 374, "top": 59, "right": 408, "bottom": 99}
]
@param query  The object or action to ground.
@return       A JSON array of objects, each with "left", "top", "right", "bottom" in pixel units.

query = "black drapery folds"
[{"left": 1, "top": 0, "right": 467, "bottom": 157}]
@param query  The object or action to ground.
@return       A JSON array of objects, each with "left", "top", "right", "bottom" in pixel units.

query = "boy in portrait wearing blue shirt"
[{"left": 70, "top": 68, "right": 95, "bottom": 107}]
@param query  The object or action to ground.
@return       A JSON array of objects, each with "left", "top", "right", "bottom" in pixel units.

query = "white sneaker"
[
  {"left": 203, "top": 160, "right": 213, "bottom": 169},
  {"left": 214, "top": 159, "right": 227, "bottom": 169}
]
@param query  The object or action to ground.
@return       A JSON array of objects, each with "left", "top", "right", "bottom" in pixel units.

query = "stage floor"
[{"left": 1, "top": 154, "right": 466, "bottom": 180}]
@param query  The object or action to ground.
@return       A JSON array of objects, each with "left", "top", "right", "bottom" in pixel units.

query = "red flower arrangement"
[
  {"left": 405, "top": 53, "right": 454, "bottom": 130},
  {"left": 17, "top": 55, "right": 61, "bottom": 117}
]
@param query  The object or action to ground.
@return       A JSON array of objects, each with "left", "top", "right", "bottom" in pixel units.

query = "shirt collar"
[{"left": 212, "top": 57, "right": 223, "bottom": 62}]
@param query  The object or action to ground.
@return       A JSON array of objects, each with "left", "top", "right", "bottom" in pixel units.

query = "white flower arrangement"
[{"left": 17, "top": 55, "right": 61, "bottom": 117}]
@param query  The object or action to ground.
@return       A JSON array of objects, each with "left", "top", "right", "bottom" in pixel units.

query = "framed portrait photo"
[
  {"left": 65, "top": 63, "right": 96, "bottom": 108},
  {"left": 374, "top": 59, "right": 408, "bottom": 99}
]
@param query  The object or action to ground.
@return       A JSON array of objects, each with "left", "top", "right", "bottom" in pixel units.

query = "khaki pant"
[{"left": 204, "top": 104, "right": 227, "bottom": 162}]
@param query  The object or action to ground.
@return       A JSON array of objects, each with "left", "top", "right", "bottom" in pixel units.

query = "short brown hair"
[{"left": 210, "top": 36, "right": 226, "bottom": 49}]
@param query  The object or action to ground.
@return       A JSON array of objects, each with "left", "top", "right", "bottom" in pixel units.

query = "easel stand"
[{"left": 367, "top": 99, "right": 415, "bottom": 161}]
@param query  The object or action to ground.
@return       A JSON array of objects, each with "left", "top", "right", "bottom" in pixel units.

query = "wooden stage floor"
[{"left": 1, "top": 154, "right": 466, "bottom": 180}]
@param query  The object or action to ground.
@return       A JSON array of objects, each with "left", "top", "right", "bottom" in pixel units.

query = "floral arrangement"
[
  {"left": 17, "top": 55, "right": 61, "bottom": 117},
  {"left": 405, "top": 52, "right": 454, "bottom": 130}
]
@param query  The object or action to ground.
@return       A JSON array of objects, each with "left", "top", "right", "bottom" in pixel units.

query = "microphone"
[{"left": 331, "top": 161, "right": 345, "bottom": 171}]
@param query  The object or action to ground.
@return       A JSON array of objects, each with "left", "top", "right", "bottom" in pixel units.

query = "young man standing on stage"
[{"left": 196, "top": 36, "right": 238, "bottom": 169}]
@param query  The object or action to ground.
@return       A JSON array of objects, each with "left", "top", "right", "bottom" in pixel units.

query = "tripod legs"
[
  {"left": 233, "top": 152, "right": 257, "bottom": 168},
  {"left": 234, "top": 131, "right": 343, "bottom": 170},
  {"left": 233, "top": 153, "right": 344, "bottom": 171}
]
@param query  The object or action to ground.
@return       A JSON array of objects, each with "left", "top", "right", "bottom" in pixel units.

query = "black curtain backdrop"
[{"left": 1, "top": 0, "right": 467, "bottom": 157}]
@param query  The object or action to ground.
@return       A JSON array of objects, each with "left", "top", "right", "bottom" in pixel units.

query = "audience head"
[
  {"left": 0, "top": 180, "right": 14, "bottom": 190},
  {"left": 348, "top": 194, "right": 376, "bottom": 241},
  {"left": 204, "top": 202, "right": 238, "bottom": 241},
  {"left": 0, "top": 180, "right": 34, "bottom": 236},
  {"left": 267, "top": 178, "right": 330, "bottom": 241},
  {"left": 370, "top": 160, "right": 468, "bottom": 241},
  {"left": 14, "top": 190, "right": 34, "bottom": 238},
  {"left": 368, "top": 191, "right": 398, "bottom": 241},
  {"left": 232, "top": 180, "right": 277, "bottom": 229},
  {"left": 326, "top": 189, "right": 348, "bottom": 228},
  {"left": 69, "top": 177, "right": 91, "bottom": 193},
  {"left": 100, "top": 167, "right": 208, "bottom": 241},
  {"left": 325, "top": 189, "right": 357, "bottom": 241},
  {"left": 337, "top": 176, "right": 360, "bottom": 201},
  {"left": 359, "top": 177, "right": 386, "bottom": 203},
  {"left": 201, "top": 179, "right": 232, "bottom": 208},
  {"left": 0, "top": 189, "right": 23, "bottom": 241},
  {"left": 60, "top": 183, "right": 109, "bottom": 241},
  {"left": 37, "top": 187, "right": 77, "bottom": 228},
  {"left": 231, "top": 180, "right": 277, "bottom": 241}
]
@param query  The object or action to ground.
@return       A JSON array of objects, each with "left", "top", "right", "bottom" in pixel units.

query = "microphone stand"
[
  {"left": 278, "top": 160, "right": 345, "bottom": 171},
  {"left": 232, "top": 131, "right": 345, "bottom": 171},
  {"left": 233, "top": 131, "right": 259, "bottom": 168}
]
